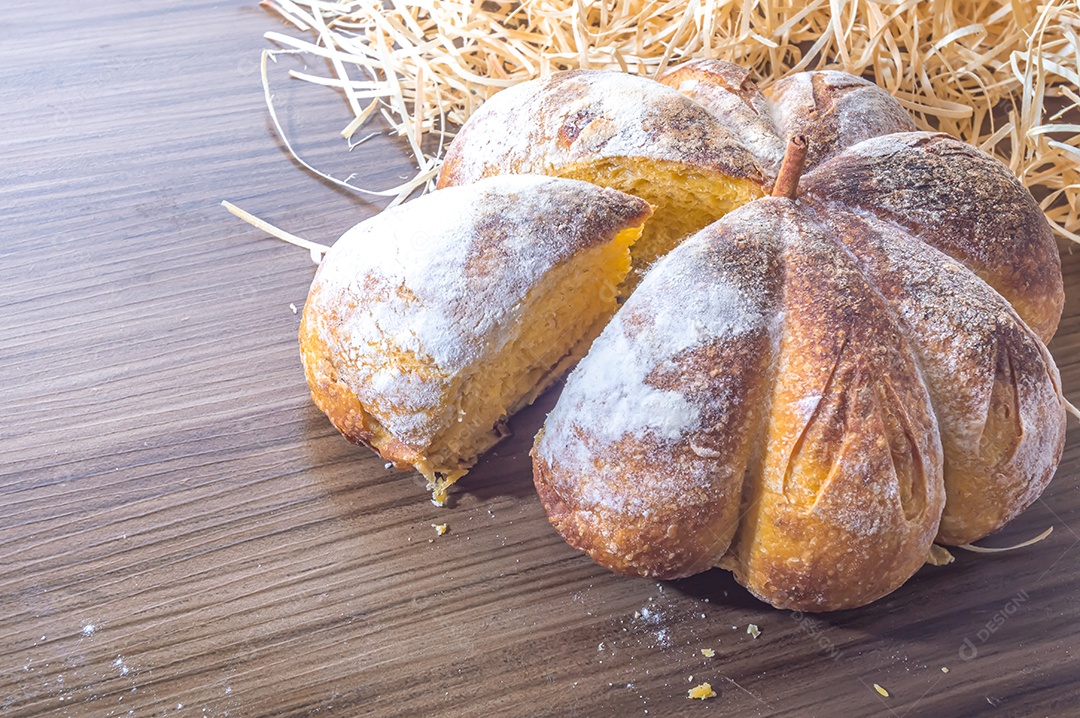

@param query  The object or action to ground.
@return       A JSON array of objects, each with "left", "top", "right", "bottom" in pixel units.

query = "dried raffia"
[
  {"left": 257, "top": 0, "right": 1080, "bottom": 239},
  {"left": 959, "top": 526, "right": 1055, "bottom": 553},
  {"left": 926, "top": 525, "right": 1056, "bottom": 567},
  {"left": 221, "top": 200, "right": 330, "bottom": 263}
]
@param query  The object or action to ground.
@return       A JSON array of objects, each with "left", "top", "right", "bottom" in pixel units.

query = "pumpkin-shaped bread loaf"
[
  {"left": 300, "top": 175, "right": 651, "bottom": 504},
  {"left": 303, "top": 61, "right": 1065, "bottom": 610},
  {"left": 531, "top": 133, "right": 1065, "bottom": 611}
]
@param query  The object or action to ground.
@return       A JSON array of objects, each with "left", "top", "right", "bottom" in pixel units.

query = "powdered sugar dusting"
[
  {"left": 803, "top": 130, "right": 1063, "bottom": 342},
  {"left": 653, "top": 63, "right": 916, "bottom": 182},
  {"left": 318, "top": 176, "right": 562, "bottom": 372},
  {"left": 568, "top": 320, "right": 700, "bottom": 443},
  {"left": 657, "top": 60, "right": 786, "bottom": 173},
  {"left": 843, "top": 130, "right": 936, "bottom": 159},
  {"left": 564, "top": 73, "right": 656, "bottom": 159},
  {"left": 671, "top": 77, "right": 785, "bottom": 172}
]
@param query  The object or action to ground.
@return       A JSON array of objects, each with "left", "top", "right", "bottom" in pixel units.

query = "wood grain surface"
[{"left": 3, "top": 3, "right": 1079, "bottom": 716}]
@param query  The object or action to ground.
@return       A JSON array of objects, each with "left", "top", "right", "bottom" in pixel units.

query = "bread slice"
[{"left": 299, "top": 175, "right": 651, "bottom": 504}]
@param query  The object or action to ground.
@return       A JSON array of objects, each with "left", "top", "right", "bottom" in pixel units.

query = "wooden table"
[{"left": 3, "top": 3, "right": 1079, "bottom": 716}]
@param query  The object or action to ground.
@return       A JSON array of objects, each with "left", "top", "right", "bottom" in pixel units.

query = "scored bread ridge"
[
  {"left": 533, "top": 210, "right": 784, "bottom": 579},
  {"left": 802, "top": 131, "right": 1065, "bottom": 343},
  {"left": 633, "top": 60, "right": 786, "bottom": 176},
  {"left": 806, "top": 201, "right": 1065, "bottom": 545},
  {"left": 766, "top": 69, "right": 917, "bottom": 170},
  {"left": 300, "top": 174, "right": 651, "bottom": 478},
  {"left": 732, "top": 200, "right": 944, "bottom": 612},
  {"left": 657, "top": 60, "right": 917, "bottom": 177},
  {"left": 436, "top": 70, "right": 765, "bottom": 188}
]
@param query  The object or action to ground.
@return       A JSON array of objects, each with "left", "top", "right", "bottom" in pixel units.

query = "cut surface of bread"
[
  {"left": 300, "top": 175, "right": 651, "bottom": 503},
  {"left": 556, "top": 159, "right": 762, "bottom": 285}
]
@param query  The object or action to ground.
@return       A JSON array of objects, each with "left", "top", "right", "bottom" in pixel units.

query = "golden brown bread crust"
[
  {"left": 732, "top": 202, "right": 944, "bottom": 611},
  {"left": 657, "top": 61, "right": 917, "bottom": 177},
  {"left": 656, "top": 60, "right": 786, "bottom": 174},
  {"left": 765, "top": 70, "right": 917, "bottom": 170},
  {"left": 802, "top": 132, "right": 1064, "bottom": 343},
  {"left": 533, "top": 200, "right": 947, "bottom": 611},
  {"left": 533, "top": 224, "right": 783, "bottom": 578},
  {"left": 808, "top": 202, "right": 1065, "bottom": 545},
  {"left": 300, "top": 298, "right": 421, "bottom": 469},
  {"left": 301, "top": 175, "right": 652, "bottom": 489},
  {"left": 436, "top": 70, "right": 765, "bottom": 188}
]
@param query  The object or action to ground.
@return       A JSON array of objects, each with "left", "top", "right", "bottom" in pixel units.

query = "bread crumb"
[
  {"left": 81, "top": 624, "right": 95, "bottom": 637},
  {"left": 688, "top": 682, "right": 716, "bottom": 700},
  {"left": 747, "top": 624, "right": 761, "bottom": 639},
  {"left": 701, "top": 648, "right": 716, "bottom": 658},
  {"left": 432, "top": 523, "right": 448, "bottom": 536},
  {"left": 941, "top": 667, "right": 949, "bottom": 673},
  {"left": 874, "top": 683, "right": 890, "bottom": 697}
]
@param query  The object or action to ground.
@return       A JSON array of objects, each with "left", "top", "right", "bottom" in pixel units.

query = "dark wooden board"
[{"left": 2, "top": 3, "right": 1079, "bottom": 716}]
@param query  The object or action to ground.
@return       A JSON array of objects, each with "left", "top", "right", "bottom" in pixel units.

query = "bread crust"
[
  {"left": 436, "top": 70, "right": 765, "bottom": 188},
  {"left": 730, "top": 201, "right": 944, "bottom": 612},
  {"left": 802, "top": 132, "right": 1064, "bottom": 342},
  {"left": 532, "top": 221, "right": 783, "bottom": 578},
  {"left": 533, "top": 199, "right": 956, "bottom": 610},
  {"left": 657, "top": 61, "right": 916, "bottom": 177},
  {"left": 765, "top": 70, "right": 917, "bottom": 170},
  {"left": 808, "top": 202, "right": 1065, "bottom": 544},
  {"left": 656, "top": 59, "right": 786, "bottom": 174}
]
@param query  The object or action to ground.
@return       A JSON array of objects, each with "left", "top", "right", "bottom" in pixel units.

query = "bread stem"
[{"left": 771, "top": 135, "right": 808, "bottom": 199}]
